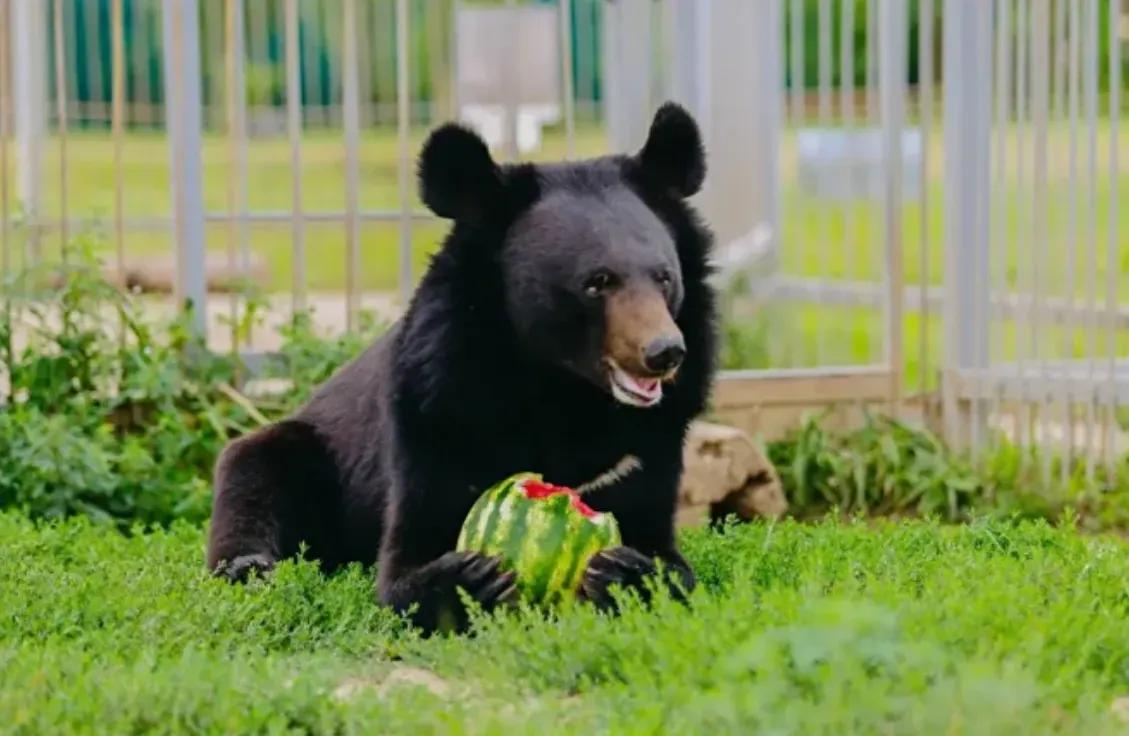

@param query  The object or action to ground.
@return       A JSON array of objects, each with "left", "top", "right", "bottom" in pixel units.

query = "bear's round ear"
[
  {"left": 417, "top": 123, "right": 501, "bottom": 219},
  {"left": 634, "top": 102, "right": 706, "bottom": 198}
]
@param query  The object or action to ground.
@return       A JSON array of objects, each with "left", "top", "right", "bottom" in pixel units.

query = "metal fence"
[{"left": 1, "top": 0, "right": 1127, "bottom": 473}]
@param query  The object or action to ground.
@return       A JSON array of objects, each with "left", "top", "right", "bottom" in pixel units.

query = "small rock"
[
  {"left": 332, "top": 677, "right": 376, "bottom": 702},
  {"left": 333, "top": 667, "right": 451, "bottom": 702},
  {"left": 678, "top": 421, "right": 787, "bottom": 527},
  {"left": 377, "top": 666, "right": 451, "bottom": 698}
]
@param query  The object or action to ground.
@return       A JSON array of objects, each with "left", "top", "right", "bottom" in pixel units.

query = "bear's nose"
[{"left": 643, "top": 335, "right": 686, "bottom": 374}]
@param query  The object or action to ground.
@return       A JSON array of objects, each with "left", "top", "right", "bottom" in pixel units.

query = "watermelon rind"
[{"left": 456, "top": 473, "right": 621, "bottom": 605}]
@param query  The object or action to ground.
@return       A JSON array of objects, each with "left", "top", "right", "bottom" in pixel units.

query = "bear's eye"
[
  {"left": 656, "top": 269, "right": 673, "bottom": 289},
  {"left": 583, "top": 270, "right": 615, "bottom": 297}
]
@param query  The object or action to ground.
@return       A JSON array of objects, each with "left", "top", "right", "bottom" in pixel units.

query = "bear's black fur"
[{"left": 206, "top": 102, "right": 718, "bottom": 633}]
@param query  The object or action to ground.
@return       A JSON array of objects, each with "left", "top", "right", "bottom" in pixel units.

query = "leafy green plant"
[
  {"left": 768, "top": 413, "right": 983, "bottom": 521},
  {"left": 767, "top": 413, "right": 1129, "bottom": 528},
  {"left": 0, "top": 246, "right": 385, "bottom": 528}
]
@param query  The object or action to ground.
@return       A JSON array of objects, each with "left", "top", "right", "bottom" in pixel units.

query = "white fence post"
[
  {"left": 669, "top": 0, "right": 709, "bottom": 123},
  {"left": 942, "top": 0, "right": 993, "bottom": 446},
  {"left": 162, "top": 0, "right": 207, "bottom": 336},
  {"left": 602, "top": 0, "right": 654, "bottom": 152},
  {"left": 12, "top": 0, "right": 45, "bottom": 255},
  {"left": 695, "top": 0, "right": 780, "bottom": 256},
  {"left": 880, "top": 0, "right": 907, "bottom": 410}
]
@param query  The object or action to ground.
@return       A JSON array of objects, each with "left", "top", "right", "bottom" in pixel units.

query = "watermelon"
[{"left": 456, "top": 473, "right": 621, "bottom": 606}]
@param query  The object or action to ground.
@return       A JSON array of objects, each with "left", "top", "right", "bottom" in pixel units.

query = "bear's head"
[{"left": 417, "top": 103, "right": 708, "bottom": 409}]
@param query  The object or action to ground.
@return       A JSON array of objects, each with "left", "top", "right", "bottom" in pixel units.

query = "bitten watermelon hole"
[
  {"left": 519, "top": 479, "right": 598, "bottom": 519},
  {"left": 457, "top": 473, "right": 622, "bottom": 605}
]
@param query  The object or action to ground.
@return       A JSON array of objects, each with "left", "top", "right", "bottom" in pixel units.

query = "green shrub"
[
  {"left": 768, "top": 414, "right": 983, "bottom": 521},
  {"left": 0, "top": 247, "right": 384, "bottom": 528},
  {"left": 767, "top": 414, "right": 1129, "bottom": 530}
]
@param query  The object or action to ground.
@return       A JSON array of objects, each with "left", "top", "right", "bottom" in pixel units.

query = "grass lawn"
[{"left": 4, "top": 511, "right": 1129, "bottom": 734}]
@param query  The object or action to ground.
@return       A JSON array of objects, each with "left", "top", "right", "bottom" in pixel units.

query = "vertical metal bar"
[
  {"left": 973, "top": 0, "right": 996, "bottom": 454},
  {"left": 52, "top": 0, "right": 67, "bottom": 258},
  {"left": 918, "top": 0, "right": 933, "bottom": 397},
  {"left": 1082, "top": 0, "right": 1099, "bottom": 476},
  {"left": 1014, "top": 0, "right": 1032, "bottom": 457},
  {"left": 1033, "top": 0, "right": 1052, "bottom": 480},
  {"left": 841, "top": 0, "right": 859, "bottom": 370},
  {"left": 603, "top": 0, "right": 653, "bottom": 153},
  {"left": 841, "top": 0, "right": 857, "bottom": 328},
  {"left": 789, "top": 0, "right": 802, "bottom": 125},
  {"left": 942, "top": 0, "right": 992, "bottom": 448},
  {"left": 787, "top": 0, "right": 807, "bottom": 363},
  {"left": 670, "top": 0, "right": 706, "bottom": 118},
  {"left": 817, "top": 0, "right": 832, "bottom": 121},
  {"left": 225, "top": 0, "right": 248, "bottom": 350},
  {"left": 1053, "top": 0, "right": 1067, "bottom": 120},
  {"left": 377, "top": 0, "right": 395, "bottom": 123},
  {"left": 815, "top": 0, "right": 831, "bottom": 366},
  {"left": 866, "top": 0, "right": 880, "bottom": 362},
  {"left": 1, "top": 0, "right": 10, "bottom": 281},
  {"left": 285, "top": 0, "right": 306, "bottom": 315},
  {"left": 990, "top": 0, "right": 1012, "bottom": 450},
  {"left": 841, "top": 0, "right": 856, "bottom": 129},
  {"left": 13, "top": 0, "right": 45, "bottom": 261},
  {"left": 83, "top": 0, "right": 104, "bottom": 125},
  {"left": 752, "top": 0, "right": 781, "bottom": 256},
  {"left": 129, "top": 0, "right": 149, "bottom": 126},
  {"left": 112, "top": 0, "right": 125, "bottom": 280},
  {"left": 503, "top": 0, "right": 519, "bottom": 161},
  {"left": 357, "top": 0, "right": 373, "bottom": 126},
  {"left": 880, "top": 0, "right": 906, "bottom": 414},
  {"left": 867, "top": 0, "right": 878, "bottom": 125},
  {"left": 397, "top": 0, "right": 411, "bottom": 303},
  {"left": 1047, "top": 0, "right": 1067, "bottom": 464},
  {"left": 1104, "top": 0, "right": 1121, "bottom": 472},
  {"left": 162, "top": 0, "right": 207, "bottom": 334},
  {"left": 299, "top": 1, "right": 321, "bottom": 127},
  {"left": 198, "top": 0, "right": 217, "bottom": 129},
  {"left": 0, "top": 0, "right": 9, "bottom": 398},
  {"left": 323, "top": 0, "right": 341, "bottom": 130},
  {"left": 343, "top": 0, "right": 361, "bottom": 329},
  {"left": 559, "top": 0, "right": 575, "bottom": 158},
  {"left": 1065, "top": 0, "right": 1081, "bottom": 474},
  {"left": 447, "top": 0, "right": 459, "bottom": 121},
  {"left": 574, "top": 0, "right": 591, "bottom": 119},
  {"left": 692, "top": 1, "right": 773, "bottom": 258},
  {"left": 246, "top": 0, "right": 265, "bottom": 122},
  {"left": 647, "top": 2, "right": 662, "bottom": 112}
]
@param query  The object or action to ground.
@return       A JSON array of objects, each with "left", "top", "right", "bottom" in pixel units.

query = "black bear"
[{"left": 206, "top": 102, "right": 718, "bottom": 633}]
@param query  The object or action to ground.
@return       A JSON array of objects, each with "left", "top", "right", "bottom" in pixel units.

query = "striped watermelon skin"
[{"left": 456, "top": 473, "right": 621, "bottom": 605}]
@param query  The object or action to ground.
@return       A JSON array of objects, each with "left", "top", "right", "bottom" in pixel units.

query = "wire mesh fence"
[{"left": 0, "top": 0, "right": 1126, "bottom": 467}]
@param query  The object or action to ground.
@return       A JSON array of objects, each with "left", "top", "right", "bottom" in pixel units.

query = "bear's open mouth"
[{"left": 606, "top": 360, "right": 664, "bottom": 408}]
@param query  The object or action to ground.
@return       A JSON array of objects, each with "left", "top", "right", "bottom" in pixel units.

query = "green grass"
[{"left": 4, "top": 511, "right": 1129, "bottom": 734}]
